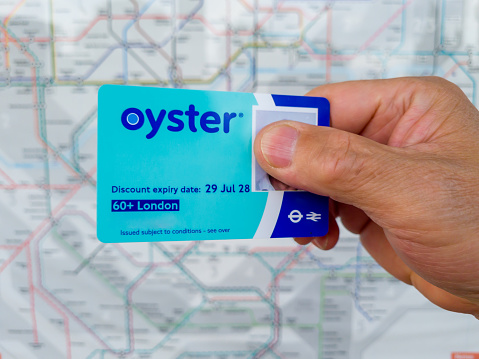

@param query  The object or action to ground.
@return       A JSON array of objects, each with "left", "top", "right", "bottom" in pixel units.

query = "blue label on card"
[{"left": 97, "top": 86, "right": 330, "bottom": 242}]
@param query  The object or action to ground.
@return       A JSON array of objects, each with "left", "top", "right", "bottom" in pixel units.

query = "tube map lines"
[{"left": 1, "top": 0, "right": 479, "bottom": 358}]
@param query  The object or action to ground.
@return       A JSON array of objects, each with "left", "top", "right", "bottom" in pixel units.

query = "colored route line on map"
[
  {"left": 0, "top": 24, "right": 96, "bottom": 187},
  {"left": 27, "top": 231, "right": 383, "bottom": 358},
  {"left": 1, "top": 0, "right": 306, "bottom": 86},
  {"left": 0, "top": 184, "right": 84, "bottom": 274},
  {"left": 1, "top": 0, "right": 478, "bottom": 357},
  {"left": 0, "top": 0, "right": 476, "bottom": 108},
  {"left": 34, "top": 287, "right": 72, "bottom": 359},
  {"left": 35, "top": 210, "right": 132, "bottom": 354},
  {"left": 0, "top": 163, "right": 95, "bottom": 349},
  {"left": 44, "top": 240, "right": 325, "bottom": 357},
  {"left": 2, "top": 0, "right": 26, "bottom": 69},
  {"left": 0, "top": 187, "right": 82, "bottom": 349},
  {"left": 55, "top": 237, "right": 383, "bottom": 357},
  {"left": 0, "top": 0, "right": 428, "bottom": 89},
  {"left": 0, "top": 167, "right": 15, "bottom": 185}
]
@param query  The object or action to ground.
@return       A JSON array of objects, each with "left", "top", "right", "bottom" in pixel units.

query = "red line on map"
[
  {"left": 255, "top": 247, "right": 311, "bottom": 357},
  {"left": 301, "top": 0, "right": 413, "bottom": 62},
  {"left": 0, "top": 167, "right": 16, "bottom": 185},
  {"left": 259, "top": 246, "right": 311, "bottom": 302},
  {"left": 0, "top": 186, "right": 81, "bottom": 274},
  {"left": 31, "top": 209, "right": 101, "bottom": 358},
  {"left": 0, "top": 165, "right": 95, "bottom": 191},
  {"left": 38, "top": 285, "right": 111, "bottom": 350},
  {"left": 125, "top": 265, "right": 157, "bottom": 352},
  {"left": 55, "top": 16, "right": 107, "bottom": 42},
  {"left": 444, "top": 61, "right": 468, "bottom": 79},
  {"left": 326, "top": 6, "right": 332, "bottom": 83},
  {"left": 452, "top": 354, "right": 479, "bottom": 359},
  {"left": 0, "top": 184, "right": 83, "bottom": 190},
  {"left": 1, "top": 2, "right": 307, "bottom": 45},
  {"left": 358, "top": 0, "right": 414, "bottom": 53},
  {"left": 275, "top": 246, "right": 303, "bottom": 270},
  {"left": 2, "top": 0, "right": 27, "bottom": 68},
  {"left": 25, "top": 245, "right": 39, "bottom": 343},
  {"left": 211, "top": 246, "right": 310, "bottom": 303},
  {"left": 272, "top": 348, "right": 286, "bottom": 359},
  {"left": 2, "top": 0, "right": 27, "bottom": 28},
  {"left": 35, "top": 288, "right": 72, "bottom": 359}
]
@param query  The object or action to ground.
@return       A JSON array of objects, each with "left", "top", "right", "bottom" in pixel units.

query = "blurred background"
[{"left": 1, "top": 0, "right": 479, "bottom": 358}]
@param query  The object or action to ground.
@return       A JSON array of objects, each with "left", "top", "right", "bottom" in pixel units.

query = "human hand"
[{"left": 253, "top": 77, "right": 479, "bottom": 317}]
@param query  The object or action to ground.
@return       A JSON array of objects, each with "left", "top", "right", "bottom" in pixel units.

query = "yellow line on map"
[
  {"left": 49, "top": 0, "right": 57, "bottom": 81},
  {"left": 3, "top": 0, "right": 27, "bottom": 69}
]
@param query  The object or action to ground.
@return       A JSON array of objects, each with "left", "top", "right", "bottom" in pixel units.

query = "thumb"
[{"left": 253, "top": 120, "right": 412, "bottom": 215}]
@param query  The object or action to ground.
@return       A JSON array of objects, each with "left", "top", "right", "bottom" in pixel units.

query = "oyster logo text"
[{"left": 121, "top": 106, "right": 244, "bottom": 139}]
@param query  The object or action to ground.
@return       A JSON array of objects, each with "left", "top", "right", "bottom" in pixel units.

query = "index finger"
[{"left": 306, "top": 77, "right": 420, "bottom": 144}]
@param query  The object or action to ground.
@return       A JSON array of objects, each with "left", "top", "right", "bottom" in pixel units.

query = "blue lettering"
[
  {"left": 121, "top": 106, "right": 242, "bottom": 138},
  {"left": 167, "top": 110, "right": 185, "bottom": 132},
  {"left": 145, "top": 109, "right": 166, "bottom": 139},
  {"left": 223, "top": 112, "right": 237, "bottom": 133},
  {"left": 121, "top": 108, "right": 144, "bottom": 130},
  {"left": 185, "top": 104, "right": 199, "bottom": 132},
  {"left": 200, "top": 111, "right": 220, "bottom": 133}
]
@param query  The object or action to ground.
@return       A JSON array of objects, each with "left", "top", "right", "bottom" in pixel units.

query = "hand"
[{"left": 253, "top": 77, "right": 479, "bottom": 317}]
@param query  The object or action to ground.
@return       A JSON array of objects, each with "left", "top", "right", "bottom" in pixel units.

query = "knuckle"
[
  {"left": 418, "top": 76, "right": 465, "bottom": 98},
  {"left": 314, "top": 131, "right": 363, "bottom": 186}
]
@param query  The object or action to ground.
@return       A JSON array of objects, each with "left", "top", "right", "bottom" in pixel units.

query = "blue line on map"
[
  {"left": 36, "top": 218, "right": 115, "bottom": 350},
  {"left": 0, "top": 155, "right": 43, "bottom": 169},
  {"left": 157, "top": 0, "right": 204, "bottom": 49},
  {"left": 353, "top": 243, "right": 373, "bottom": 321},
  {"left": 440, "top": 0, "right": 446, "bottom": 46},
  {"left": 237, "top": 49, "right": 255, "bottom": 92},
  {"left": 122, "top": 0, "right": 157, "bottom": 83},
  {"left": 443, "top": 52, "right": 477, "bottom": 105},
  {"left": 85, "top": 350, "right": 101, "bottom": 359}
]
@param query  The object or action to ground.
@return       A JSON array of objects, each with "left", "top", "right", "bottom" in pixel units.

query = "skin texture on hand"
[{"left": 253, "top": 77, "right": 479, "bottom": 318}]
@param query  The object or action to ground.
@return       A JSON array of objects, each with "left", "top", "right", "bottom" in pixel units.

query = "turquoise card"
[{"left": 97, "top": 86, "right": 330, "bottom": 242}]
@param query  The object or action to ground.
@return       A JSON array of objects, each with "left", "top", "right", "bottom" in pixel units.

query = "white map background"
[{"left": 0, "top": 0, "right": 479, "bottom": 358}]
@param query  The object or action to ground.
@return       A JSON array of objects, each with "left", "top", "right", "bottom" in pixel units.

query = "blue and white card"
[{"left": 97, "top": 86, "right": 330, "bottom": 242}]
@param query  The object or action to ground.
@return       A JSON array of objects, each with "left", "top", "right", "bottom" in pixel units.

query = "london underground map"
[{"left": 1, "top": 0, "right": 479, "bottom": 358}]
